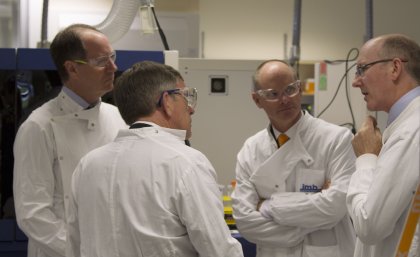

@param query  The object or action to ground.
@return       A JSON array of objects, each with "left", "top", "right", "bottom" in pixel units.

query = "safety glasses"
[{"left": 157, "top": 87, "right": 198, "bottom": 109}]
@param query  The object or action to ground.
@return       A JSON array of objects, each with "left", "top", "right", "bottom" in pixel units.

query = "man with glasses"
[
  {"left": 347, "top": 34, "right": 420, "bottom": 257},
  {"left": 65, "top": 61, "right": 243, "bottom": 257},
  {"left": 163, "top": 64, "right": 197, "bottom": 145},
  {"left": 13, "top": 24, "right": 126, "bottom": 257},
  {"left": 232, "top": 59, "right": 356, "bottom": 257}
]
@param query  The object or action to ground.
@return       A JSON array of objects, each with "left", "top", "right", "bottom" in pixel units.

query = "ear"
[
  {"left": 64, "top": 60, "right": 78, "bottom": 79},
  {"left": 252, "top": 92, "right": 263, "bottom": 109},
  {"left": 161, "top": 92, "right": 175, "bottom": 117},
  {"left": 390, "top": 58, "right": 404, "bottom": 81}
]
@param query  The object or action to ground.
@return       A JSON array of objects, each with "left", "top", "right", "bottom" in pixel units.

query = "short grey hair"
[
  {"left": 378, "top": 34, "right": 420, "bottom": 83},
  {"left": 113, "top": 61, "right": 177, "bottom": 125}
]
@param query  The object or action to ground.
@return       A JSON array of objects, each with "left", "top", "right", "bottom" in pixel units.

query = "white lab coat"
[
  {"left": 232, "top": 112, "right": 356, "bottom": 257},
  {"left": 346, "top": 96, "right": 420, "bottom": 257},
  {"left": 13, "top": 90, "right": 126, "bottom": 257},
  {"left": 66, "top": 125, "right": 244, "bottom": 257}
]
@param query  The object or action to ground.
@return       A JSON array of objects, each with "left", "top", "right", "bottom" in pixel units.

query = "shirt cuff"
[
  {"left": 355, "top": 153, "right": 378, "bottom": 171},
  {"left": 259, "top": 199, "right": 272, "bottom": 219}
]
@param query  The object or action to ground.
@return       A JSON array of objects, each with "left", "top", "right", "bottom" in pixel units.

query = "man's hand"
[{"left": 352, "top": 116, "right": 382, "bottom": 157}]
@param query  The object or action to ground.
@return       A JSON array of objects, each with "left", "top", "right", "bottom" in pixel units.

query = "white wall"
[
  {"left": 25, "top": 0, "right": 111, "bottom": 47},
  {"left": 199, "top": 0, "right": 420, "bottom": 60},
  {"left": 179, "top": 58, "right": 268, "bottom": 186},
  {"left": 24, "top": 0, "right": 199, "bottom": 57}
]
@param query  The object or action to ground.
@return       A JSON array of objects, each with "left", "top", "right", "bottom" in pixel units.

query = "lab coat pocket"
[
  {"left": 296, "top": 169, "right": 325, "bottom": 193},
  {"left": 302, "top": 244, "right": 340, "bottom": 257}
]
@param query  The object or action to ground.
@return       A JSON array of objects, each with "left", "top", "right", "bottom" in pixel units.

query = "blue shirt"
[
  {"left": 62, "top": 86, "right": 90, "bottom": 109},
  {"left": 387, "top": 86, "right": 420, "bottom": 126}
]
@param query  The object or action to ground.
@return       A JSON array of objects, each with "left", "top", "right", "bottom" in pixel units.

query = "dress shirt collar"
[
  {"left": 62, "top": 86, "right": 90, "bottom": 109},
  {"left": 62, "top": 86, "right": 98, "bottom": 109}
]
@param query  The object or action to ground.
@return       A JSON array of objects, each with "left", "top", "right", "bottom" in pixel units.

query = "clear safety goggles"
[
  {"left": 73, "top": 51, "right": 117, "bottom": 68},
  {"left": 157, "top": 87, "right": 198, "bottom": 109},
  {"left": 256, "top": 80, "right": 301, "bottom": 101}
]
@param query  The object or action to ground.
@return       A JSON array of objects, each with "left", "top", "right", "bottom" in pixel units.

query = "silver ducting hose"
[{"left": 95, "top": 0, "right": 154, "bottom": 43}]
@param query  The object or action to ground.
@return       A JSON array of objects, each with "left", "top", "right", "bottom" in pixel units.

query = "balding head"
[{"left": 253, "top": 60, "right": 297, "bottom": 91}]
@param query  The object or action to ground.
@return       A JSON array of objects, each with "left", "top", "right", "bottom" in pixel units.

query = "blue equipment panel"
[
  {"left": 232, "top": 233, "right": 256, "bottom": 257},
  {"left": 16, "top": 48, "right": 56, "bottom": 70},
  {"left": 116, "top": 50, "right": 164, "bottom": 71},
  {"left": 0, "top": 48, "right": 16, "bottom": 70},
  {"left": 15, "top": 48, "right": 165, "bottom": 71}
]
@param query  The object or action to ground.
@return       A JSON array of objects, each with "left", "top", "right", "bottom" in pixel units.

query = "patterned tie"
[{"left": 277, "top": 133, "right": 289, "bottom": 148}]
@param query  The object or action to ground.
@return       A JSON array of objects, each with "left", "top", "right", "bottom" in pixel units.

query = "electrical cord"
[
  {"left": 151, "top": 7, "right": 170, "bottom": 51},
  {"left": 344, "top": 49, "right": 357, "bottom": 134},
  {"left": 316, "top": 48, "right": 359, "bottom": 134}
]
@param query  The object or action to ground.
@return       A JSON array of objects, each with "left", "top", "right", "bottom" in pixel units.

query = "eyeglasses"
[
  {"left": 73, "top": 51, "right": 117, "bottom": 68},
  {"left": 355, "top": 58, "right": 408, "bottom": 77},
  {"left": 256, "top": 80, "right": 301, "bottom": 101},
  {"left": 157, "top": 87, "right": 198, "bottom": 109}
]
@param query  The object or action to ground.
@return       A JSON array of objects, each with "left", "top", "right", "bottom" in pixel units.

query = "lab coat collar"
[
  {"left": 250, "top": 113, "right": 316, "bottom": 197},
  {"left": 56, "top": 89, "right": 85, "bottom": 113},
  {"left": 121, "top": 122, "right": 188, "bottom": 143},
  {"left": 264, "top": 111, "right": 314, "bottom": 166},
  {"left": 267, "top": 111, "right": 305, "bottom": 148},
  {"left": 53, "top": 90, "right": 103, "bottom": 131},
  {"left": 62, "top": 86, "right": 90, "bottom": 109},
  {"left": 253, "top": 113, "right": 315, "bottom": 183},
  {"left": 277, "top": 119, "right": 315, "bottom": 167},
  {"left": 250, "top": 130, "right": 314, "bottom": 198},
  {"left": 56, "top": 89, "right": 103, "bottom": 115}
]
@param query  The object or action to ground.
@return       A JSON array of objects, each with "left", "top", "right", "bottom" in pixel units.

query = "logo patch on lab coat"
[
  {"left": 296, "top": 169, "right": 325, "bottom": 193},
  {"left": 299, "top": 183, "right": 321, "bottom": 193}
]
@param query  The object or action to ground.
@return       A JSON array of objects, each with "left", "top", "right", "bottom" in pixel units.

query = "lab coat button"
[
  {"left": 74, "top": 113, "right": 78, "bottom": 117},
  {"left": 59, "top": 156, "right": 64, "bottom": 160}
]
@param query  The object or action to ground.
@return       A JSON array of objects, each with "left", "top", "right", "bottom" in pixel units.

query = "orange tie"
[{"left": 277, "top": 133, "right": 289, "bottom": 148}]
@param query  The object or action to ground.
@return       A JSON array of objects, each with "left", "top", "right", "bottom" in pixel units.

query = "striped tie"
[{"left": 277, "top": 133, "right": 289, "bottom": 148}]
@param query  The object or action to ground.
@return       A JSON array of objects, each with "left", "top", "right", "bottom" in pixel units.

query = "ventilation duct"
[{"left": 94, "top": 0, "right": 156, "bottom": 43}]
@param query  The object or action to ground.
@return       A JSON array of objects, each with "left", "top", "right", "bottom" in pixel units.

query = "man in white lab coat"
[
  {"left": 13, "top": 24, "right": 126, "bottom": 257},
  {"left": 346, "top": 34, "right": 420, "bottom": 257},
  {"left": 232, "top": 60, "right": 356, "bottom": 257},
  {"left": 65, "top": 61, "right": 244, "bottom": 257}
]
